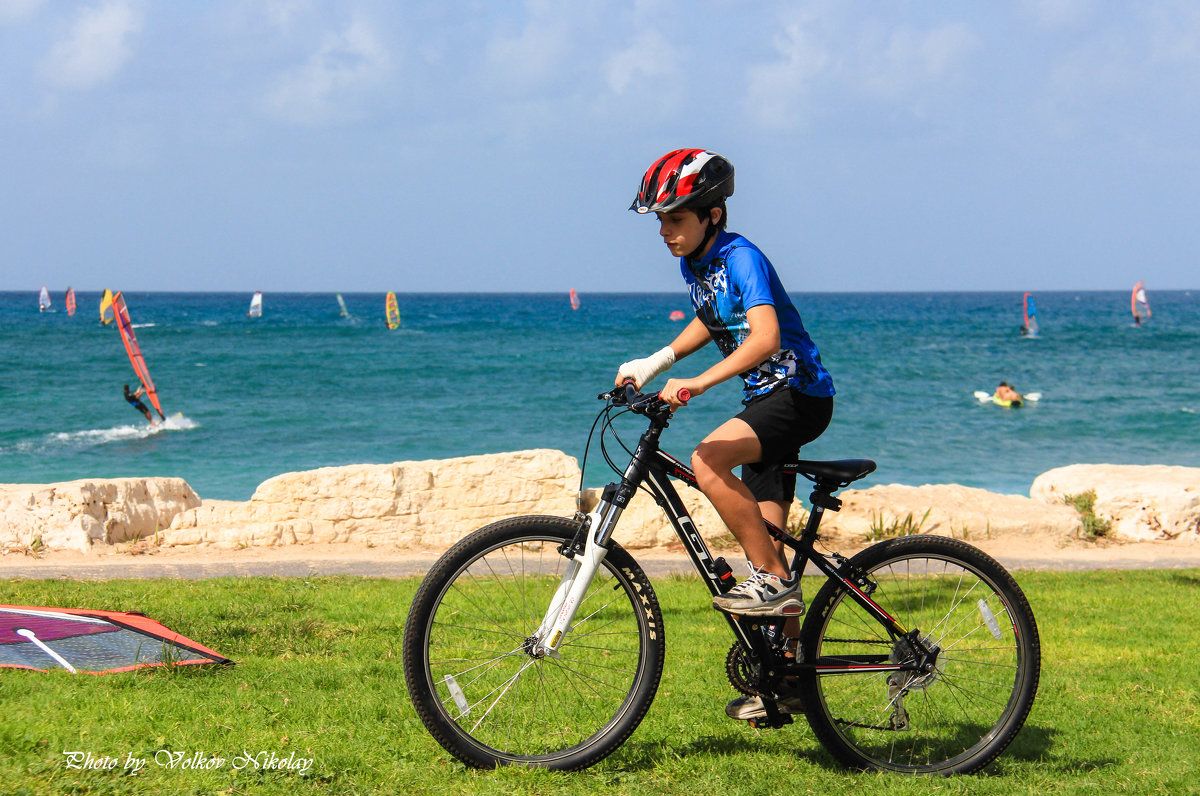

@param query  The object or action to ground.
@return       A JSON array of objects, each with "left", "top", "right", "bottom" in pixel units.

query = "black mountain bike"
[{"left": 402, "top": 384, "right": 1040, "bottom": 774}]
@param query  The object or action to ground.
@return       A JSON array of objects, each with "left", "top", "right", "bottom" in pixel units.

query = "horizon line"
[{"left": 2, "top": 287, "right": 1195, "bottom": 296}]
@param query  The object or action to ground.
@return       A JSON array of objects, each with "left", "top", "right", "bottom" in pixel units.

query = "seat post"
[
  {"left": 797, "top": 484, "right": 842, "bottom": 540},
  {"left": 809, "top": 485, "right": 843, "bottom": 513}
]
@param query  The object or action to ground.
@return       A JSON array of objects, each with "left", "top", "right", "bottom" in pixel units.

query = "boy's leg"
[
  {"left": 691, "top": 418, "right": 788, "bottom": 578},
  {"left": 759, "top": 499, "right": 801, "bottom": 638},
  {"left": 759, "top": 500, "right": 787, "bottom": 528},
  {"left": 759, "top": 499, "right": 789, "bottom": 536}
]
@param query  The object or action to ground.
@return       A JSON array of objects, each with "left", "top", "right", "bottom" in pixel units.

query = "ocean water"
[{"left": 1, "top": 290, "right": 1196, "bottom": 502}]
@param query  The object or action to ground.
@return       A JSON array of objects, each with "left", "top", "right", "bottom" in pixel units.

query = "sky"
[{"left": 2, "top": 0, "right": 1199, "bottom": 293}]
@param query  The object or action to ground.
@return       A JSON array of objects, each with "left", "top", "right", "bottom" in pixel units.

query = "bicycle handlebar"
[{"left": 600, "top": 380, "right": 688, "bottom": 419}]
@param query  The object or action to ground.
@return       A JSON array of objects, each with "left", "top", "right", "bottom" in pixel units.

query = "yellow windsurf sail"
[
  {"left": 385, "top": 292, "right": 400, "bottom": 329},
  {"left": 112, "top": 292, "right": 165, "bottom": 420},
  {"left": 99, "top": 289, "right": 115, "bottom": 326}
]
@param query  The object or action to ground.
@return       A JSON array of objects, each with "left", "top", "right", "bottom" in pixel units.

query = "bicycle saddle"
[{"left": 792, "top": 459, "right": 877, "bottom": 486}]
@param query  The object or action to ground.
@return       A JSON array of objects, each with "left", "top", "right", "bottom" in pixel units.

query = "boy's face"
[{"left": 655, "top": 209, "right": 718, "bottom": 258}]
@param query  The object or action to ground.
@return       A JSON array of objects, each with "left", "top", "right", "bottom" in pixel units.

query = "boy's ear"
[{"left": 709, "top": 207, "right": 722, "bottom": 226}]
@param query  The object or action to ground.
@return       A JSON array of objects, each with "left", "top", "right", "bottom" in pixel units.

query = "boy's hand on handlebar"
[
  {"left": 659, "top": 377, "right": 702, "bottom": 408},
  {"left": 614, "top": 346, "right": 676, "bottom": 389}
]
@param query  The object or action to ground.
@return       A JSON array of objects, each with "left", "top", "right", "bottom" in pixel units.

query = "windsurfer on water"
[{"left": 123, "top": 384, "right": 155, "bottom": 424}]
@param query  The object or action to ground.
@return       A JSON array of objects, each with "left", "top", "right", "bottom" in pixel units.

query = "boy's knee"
[{"left": 691, "top": 444, "right": 730, "bottom": 487}]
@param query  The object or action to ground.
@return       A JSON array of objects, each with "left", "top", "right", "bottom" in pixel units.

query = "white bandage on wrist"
[{"left": 617, "top": 346, "right": 676, "bottom": 389}]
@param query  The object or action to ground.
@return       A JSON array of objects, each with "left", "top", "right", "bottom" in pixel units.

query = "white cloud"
[
  {"left": 1144, "top": 2, "right": 1200, "bottom": 65},
  {"left": 744, "top": 19, "right": 832, "bottom": 130},
  {"left": 0, "top": 0, "right": 47, "bottom": 24},
  {"left": 604, "top": 29, "right": 678, "bottom": 94},
  {"left": 744, "top": 11, "right": 979, "bottom": 131},
  {"left": 265, "top": 17, "right": 392, "bottom": 125},
  {"left": 1019, "top": 0, "right": 1095, "bottom": 31},
  {"left": 1048, "top": 33, "right": 1135, "bottom": 99},
  {"left": 860, "top": 23, "right": 979, "bottom": 101},
  {"left": 484, "top": 5, "right": 574, "bottom": 95},
  {"left": 39, "top": 0, "right": 144, "bottom": 90},
  {"left": 262, "top": 0, "right": 313, "bottom": 29}
]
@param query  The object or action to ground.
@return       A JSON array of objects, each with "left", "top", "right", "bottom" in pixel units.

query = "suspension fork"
[{"left": 528, "top": 428, "right": 661, "bottom": 657}]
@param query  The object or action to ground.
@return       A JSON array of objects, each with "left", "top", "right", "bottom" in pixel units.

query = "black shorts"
[{"left": 737, "top": 387, "right": 833, "bottom": 503}]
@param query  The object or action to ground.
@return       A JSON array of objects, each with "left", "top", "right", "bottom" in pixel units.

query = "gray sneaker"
[
  {"left": 712, "top": 566, "right": 804, "bottom": 617},
  {"left": 725, "top": 694, "right": 805, "bottom": 720}
]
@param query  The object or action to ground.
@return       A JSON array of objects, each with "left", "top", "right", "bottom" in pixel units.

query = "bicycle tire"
[
  {"left": 402, "top": 515, "right": 665, "bottom": 770},
  {"left": 797, "top": 535, "right": 1040, "bottom": 775}
]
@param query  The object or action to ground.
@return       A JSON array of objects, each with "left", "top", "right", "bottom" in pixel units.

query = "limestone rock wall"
[
  {"left": 162, "top": 450, "right": 580, "bottom": 550},
  {"left": 816, "top": 483, "right": 1081, "bottom": 544},
  {"left": 0, "top": 478, "right": 200, "bottom": 553},
  {"left": 1031, "top": 464, "right": 1200, "bottom": 541},
  {"left": 579, "top": 481, "right": 1081, "bottom": 552},
  {"left": 5, "top": 455, "right": 1198, "bottom": 555}
]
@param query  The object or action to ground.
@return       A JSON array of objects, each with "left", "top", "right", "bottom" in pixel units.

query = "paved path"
[{"left": 3, "top": 548, "right": 1199, "bottom": 580}]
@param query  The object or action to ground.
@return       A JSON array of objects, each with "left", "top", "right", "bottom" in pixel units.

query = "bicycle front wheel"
[
  {"left": 798, "top": 535, "right": 1040, "bottom": 775},
  {"left": 402, "top": 515, "right": 665, "bottom": 770}
]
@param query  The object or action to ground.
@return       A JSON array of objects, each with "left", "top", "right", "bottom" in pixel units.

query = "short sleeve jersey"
[{"left": 681, "top": 231, "right": 835, "bottom": 402}]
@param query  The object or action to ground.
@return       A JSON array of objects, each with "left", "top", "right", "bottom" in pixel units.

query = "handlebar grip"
[
  {"left": 677, "top": 388, "right": 691, "bottom": 405},
  {"left": 622, "top": 380, "right": 639, "bottom": 405}
]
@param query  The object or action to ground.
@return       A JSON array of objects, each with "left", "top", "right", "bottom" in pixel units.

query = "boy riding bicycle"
[{"left": 615, "top": 148, "right": 835, "bottom": 720}]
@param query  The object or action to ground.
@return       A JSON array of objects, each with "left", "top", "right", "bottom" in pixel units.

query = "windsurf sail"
[
  {"left": 113, "top": 292, "right": 165, "bottom": 420},
  {"left": 1131, "top": 281, "right": 1151, "bottom": 324},
  {"left": 38, "top": 286, "right": 50, "bottom": 312},
  {"left": 65, "top": 286, "right": 76, "bottom": 316},
  {"left": 0, "top": 605, "right": 232, "bottom": 674},
  {"left": 247, "top": 291, "right": 263, "bottom": 318},
  {"left": 569, "top": 288, "right": 580, "bottom": 310},
  {"left": 385, "top": 291, "right": 400, "bottom": 329},
  {"left": 1022, "top": 292, "right": 1039, "bottom": 337},
  {"left": 336, "top": 293, "right": 349, "bottom": 317},
  {"left": 99, "top": 289, "right": 115, "bottom": 326}
]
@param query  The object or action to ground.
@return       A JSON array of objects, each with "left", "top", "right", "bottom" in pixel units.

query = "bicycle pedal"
[{"left": 748, "top": 714, "right": 793, "bottom": 730}]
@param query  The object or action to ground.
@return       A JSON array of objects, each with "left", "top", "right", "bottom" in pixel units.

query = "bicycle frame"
[{"left": 531, "top": 399, "right": 931, "bottom": 690}]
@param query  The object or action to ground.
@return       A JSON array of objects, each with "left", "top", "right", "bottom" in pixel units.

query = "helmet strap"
[{"left": 684, "top": 212, "right": 720, "bottom": 263}]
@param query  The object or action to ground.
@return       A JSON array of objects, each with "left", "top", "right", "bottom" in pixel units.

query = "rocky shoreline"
[{"left": 2, "top": 451, "right": 1197, "bottom": 560}]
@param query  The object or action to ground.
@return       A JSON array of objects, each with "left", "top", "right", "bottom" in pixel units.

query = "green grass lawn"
[{"left": 1, "top": 568, "right": 1198, "bottom": 795}]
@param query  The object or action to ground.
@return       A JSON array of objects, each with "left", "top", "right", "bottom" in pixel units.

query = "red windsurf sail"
[
  {"left": 1131, "top": 281, "right": 1151, "bottom": 323},
  {"left": 113, "top": 291, "right": 165, "bottom": 420},
  {"left": 0, "top": 605, "right": 232, "bottom": 674}
]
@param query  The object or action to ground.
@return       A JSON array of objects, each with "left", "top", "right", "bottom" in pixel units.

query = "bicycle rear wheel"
[
  {"left": 402, "top": 515, "right": 665, "bottom": 770},
  {"left": 798, "top": 535, "right": 1040, "bottom": 775}
]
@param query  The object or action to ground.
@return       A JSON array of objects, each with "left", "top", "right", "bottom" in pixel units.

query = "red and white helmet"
[{"left": 630, "top": 148, "right": 735, "bottom": 214}]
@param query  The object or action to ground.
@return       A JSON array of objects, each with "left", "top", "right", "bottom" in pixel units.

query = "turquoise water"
[{"left": 1, "top": 290, "right": 1196, "bottom": 501}]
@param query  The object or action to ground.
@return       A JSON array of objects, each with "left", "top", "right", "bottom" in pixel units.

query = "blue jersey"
[{"left": 681, "top": 231, "right": 834, "bottom": 401}]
